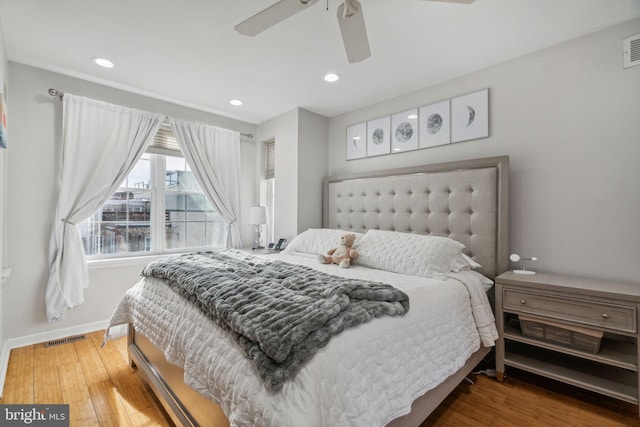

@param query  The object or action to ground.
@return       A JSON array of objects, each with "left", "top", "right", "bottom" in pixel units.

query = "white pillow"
[
  {"left": 454, "top": 269, "right": 494, "bottom": 290},
  {"left": 282, "top": 228, "right": 364, "bottom": 255},
  {"left": 355, "top": 230, "right": 465, "bottom": 280},
  {"left": 452, "top": 253, "right": 482, "bottom": 272}
]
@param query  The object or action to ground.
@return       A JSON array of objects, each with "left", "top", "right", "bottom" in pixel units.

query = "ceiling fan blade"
[
  {"left": 235, "top": 0, "right": 319, "bottom": 37},
  {"left": 422, "top": 0, "right": 476, "bottom": 4},
  {"left": 337, "top": 0, "right": 371, "bottom": 64}
]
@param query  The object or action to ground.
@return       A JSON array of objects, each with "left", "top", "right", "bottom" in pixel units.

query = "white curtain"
[
  {"left": 168, "top": 118, "right": 243, "bottom": 248},
  {"left": 46, "top": 95, "right": 164, "bottom": 321}
]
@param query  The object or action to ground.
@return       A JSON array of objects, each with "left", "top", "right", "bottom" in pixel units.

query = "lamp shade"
[{"left": 249, "top": 206, "right": 267, "bottom": 225}]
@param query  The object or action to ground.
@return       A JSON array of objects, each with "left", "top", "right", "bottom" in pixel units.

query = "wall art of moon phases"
[
  {"left": 346, "top": 122, "right": 367, "bottom": 160},
  {"left": 391, "top": 109, "right": 419, "bottom": 153},
  {"left": 451, "top": 88, "right": 489, "bottom": 143},
  {"left": 419, "top": 99, "right": 450, "bottom": 148},
  {"left": 366, "top": 116, "right": 391, "bottom": 157}
]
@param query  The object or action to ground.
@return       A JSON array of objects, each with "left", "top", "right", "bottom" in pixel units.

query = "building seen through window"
[{"left": 79, "top": 153, "right": 225, "bottom": 257}]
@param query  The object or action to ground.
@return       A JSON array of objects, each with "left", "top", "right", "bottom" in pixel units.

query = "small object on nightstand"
[
  {"left": 268, "top": 239, "right": 287, "bottom": 251},
  {"left": 249, "top": 206, "right": 268, "bottom": 249},
  {"left": 510, "top": 253, "right": 537, "bottom": 275},
  {"left": 274, "top": 238, "right": 287, "bottom": 251}
]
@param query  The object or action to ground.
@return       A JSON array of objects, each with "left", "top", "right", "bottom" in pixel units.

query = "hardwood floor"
[
  {"left": 1, "top": 330, "right": 171, "bottom": 426},
  {"left": 422, "top": 369, "right": 640, "bottom": 427},
  {"left": 1, "top": 331, "right": 639, "bottom": 426}
]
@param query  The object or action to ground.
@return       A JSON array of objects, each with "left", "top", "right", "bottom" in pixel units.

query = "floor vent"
[{"left": 45, "top": 334, "right": 87, "bottom": 348}]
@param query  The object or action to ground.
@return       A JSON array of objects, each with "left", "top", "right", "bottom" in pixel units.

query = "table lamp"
[{"left": 249, "top": 206, "right": 267, "bottom": 249}]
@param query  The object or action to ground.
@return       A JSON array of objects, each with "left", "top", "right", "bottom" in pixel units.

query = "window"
[
  {"left": 79, "top": 154, "right": 152, "bottom": 256},
  {"left": 79, "top": 127, "right": 225, "bottom": 258},
  {"left": 264, "top": 140, "right": 275, "bottom": 243},
  {"left": 164, "top": 156, "right": 225, "bottom": 250},
  {"left": 265, "top": 139, "right": 275, "bottom": 180}
]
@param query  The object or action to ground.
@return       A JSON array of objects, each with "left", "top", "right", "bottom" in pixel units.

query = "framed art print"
[
  {"left": 419, "top": 99, "right": 450, "bottom": 148},
  {"left": 451, "top": 88, "right": 489, "bottom": 143},
  {"left": 346, "top": 122, "right": 367, "bottom": 160},
  {"left": 366, "top": 116, "right": 390, "bottom": 157},
  {"left": 391, "top": 109, "right": 418, "bottom": 153}
]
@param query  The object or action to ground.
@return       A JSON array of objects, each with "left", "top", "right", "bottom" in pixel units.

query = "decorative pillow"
[
  {"left": 452, "top": 253, "right": 482, "bottom": 272},
  {"left": 282, "top": 228, "right": 365, "bottom": 255},
  {"left": 355, "top": 230, "right": 465, "bottom": 280}
]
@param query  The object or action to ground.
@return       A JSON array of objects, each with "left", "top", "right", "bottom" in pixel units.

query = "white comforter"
[{"left": 106, "top": 252, "right": 497, "bottom": 427}]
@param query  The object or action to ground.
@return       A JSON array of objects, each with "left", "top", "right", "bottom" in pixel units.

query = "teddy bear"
[{"left": 318, "top": 233, "right": 359, "bottom": 268}]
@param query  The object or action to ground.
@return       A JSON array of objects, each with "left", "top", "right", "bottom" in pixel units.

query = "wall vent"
[
  {"left": 623, "top": 33, "right": 640, "bottom": 69},
  {"left": 45, "top": 334, "right": 87, "bottom": 348}
]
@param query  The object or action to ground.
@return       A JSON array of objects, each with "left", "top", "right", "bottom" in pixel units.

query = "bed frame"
[{"left": 127, "top": 155, "right": 509, "bottom": 426}]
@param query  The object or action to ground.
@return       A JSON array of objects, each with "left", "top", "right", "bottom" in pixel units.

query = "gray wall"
[
  {"left": 328, "top": 18, "right": 640, "bottom": 284},
  {"left": 297, "top": 109, "right": 328, "bottom": 234},
  {"left": 256, "top": 108, "right": 300, "bottom": 241},
  {"left": 4, "top": 63, "right": 257, "bottom": 339},
  {"left": 256, "top": 108, "right": 329, "bottom": 243}
]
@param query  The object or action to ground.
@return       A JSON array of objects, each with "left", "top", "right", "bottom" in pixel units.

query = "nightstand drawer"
[{"left": 504, "top": 289, "right": 636, "bottom": 333}]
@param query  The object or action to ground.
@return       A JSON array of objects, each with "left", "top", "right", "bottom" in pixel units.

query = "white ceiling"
[{"left": 0, "top": 0, "right": 639, "bottom": 124}]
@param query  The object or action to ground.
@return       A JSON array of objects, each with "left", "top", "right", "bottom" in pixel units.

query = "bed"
[{"left": 106, "top": 155, "right": 509, "bottom": 426}]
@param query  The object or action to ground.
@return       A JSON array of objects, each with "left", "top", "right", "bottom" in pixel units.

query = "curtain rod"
[{"left": 48, "top": 88, "right": 254, "bottom": 140}]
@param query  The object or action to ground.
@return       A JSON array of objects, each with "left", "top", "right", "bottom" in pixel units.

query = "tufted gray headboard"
[{"left": 323, "top": 156, "right": 509, "bottom": 278}]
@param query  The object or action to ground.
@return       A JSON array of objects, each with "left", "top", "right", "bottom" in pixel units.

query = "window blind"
[
  {"left": 147, "top": 124, "right": 182, "bottom": 156},
  {"left": 265, "top": 139, "right": 275, "bottom": 179}
]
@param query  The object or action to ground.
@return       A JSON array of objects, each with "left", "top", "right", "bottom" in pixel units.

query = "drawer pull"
[
  {"left": 520, "top": 299, "right": 526, "bottom": 305},
  {"left": 602, "top": 313, "right": 609, "bottom": 319}
]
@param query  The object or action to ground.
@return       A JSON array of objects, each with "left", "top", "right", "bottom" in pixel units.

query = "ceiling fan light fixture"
[
  {"left": 341, "top": 0, "right": 358, "bottom": 18},
  {"left": 236, "top": 0, "right": 374, "bottom": 64},
  {"left": 324, "top": 73, "right": 340, "bottom": 82}
]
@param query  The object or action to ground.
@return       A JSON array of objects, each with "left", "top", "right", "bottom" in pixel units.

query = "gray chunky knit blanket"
[{"left": 141, "top": 249, "right": 410, "bottom": 391}]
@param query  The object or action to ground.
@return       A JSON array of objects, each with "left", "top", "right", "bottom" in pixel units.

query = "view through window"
[
  {"left": 79, "top": 153, "right": 225, "bottom": 257},
  {"left": 164, "top": 156, "right": 225, "bottom": 250}
]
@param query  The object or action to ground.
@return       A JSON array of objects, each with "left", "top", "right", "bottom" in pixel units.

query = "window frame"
[{"left": 84, "top": 151, "right": 224, "bottom": 263}]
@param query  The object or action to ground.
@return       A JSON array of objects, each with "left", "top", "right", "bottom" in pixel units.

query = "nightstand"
[{"left": 495, "top": 271, "right": 640, "bottom": 416}]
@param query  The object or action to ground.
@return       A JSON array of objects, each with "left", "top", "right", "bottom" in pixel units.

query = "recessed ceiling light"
[
  {"left": 230, "top": 99, "right": 243, "bottom": 106},
  {"left": 92, "top": 57, "right": 114, "bottom": 68},
  {"left": 324, "top": 73, "right": 340, "bottom": 83}
]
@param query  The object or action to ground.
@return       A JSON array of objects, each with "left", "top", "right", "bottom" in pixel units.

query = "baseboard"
[{"left": 0, "top": 319, "right": 109, "bottom": 398}]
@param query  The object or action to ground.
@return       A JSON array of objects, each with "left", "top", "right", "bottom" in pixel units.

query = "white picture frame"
[
  {"left": 451, "top": 88, "right": 489, "bottom": 143},
  {"left": 391, "top": 109, "right": 418, "bottom": 153},
  {"left": 366, "top": 116, "right": 390, "bottom": 157},
  {"left": 346, "top": 122, "right": 367, "bottom": 160},
  {"left": 419, "top": 99, "right": 450, "bottom": 148}
]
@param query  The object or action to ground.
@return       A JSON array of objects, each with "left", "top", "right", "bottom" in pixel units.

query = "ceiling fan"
[{"left": 234, "top": 0, "right": 475, "bottom": 64}]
